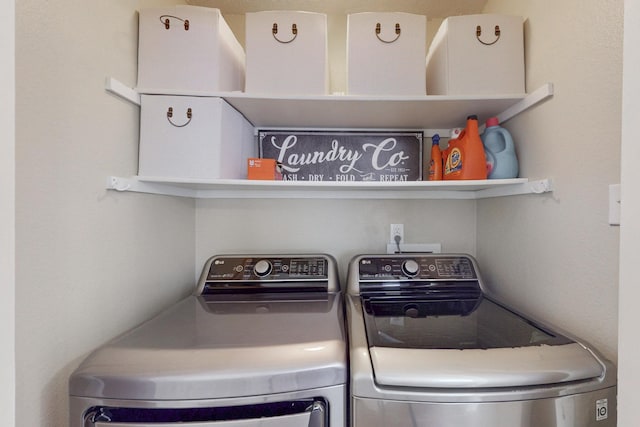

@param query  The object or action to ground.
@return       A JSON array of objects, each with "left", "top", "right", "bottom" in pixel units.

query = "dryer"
[
  {"left": 69, "top": 254, "right": 347, "bottom": 427},
  {"left": 346, "top": 253, "right": 616, "bottom": 427}
]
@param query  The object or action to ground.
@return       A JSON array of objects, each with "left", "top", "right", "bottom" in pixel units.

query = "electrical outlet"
[{"left": 390, "top": 224, "right": 404, "bottom": 244}]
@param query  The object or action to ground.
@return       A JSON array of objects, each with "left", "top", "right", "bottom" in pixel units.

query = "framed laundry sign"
[{"left": 258, "top": 130, "right": 423, "bottom": 182}]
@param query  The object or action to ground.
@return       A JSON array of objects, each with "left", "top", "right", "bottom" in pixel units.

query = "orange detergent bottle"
[
  {"left": 427, "top": 134, "right": 443, "bottom": 181},
  {"left": 443, "top": 115, "right": 488, "bottom": 180}
]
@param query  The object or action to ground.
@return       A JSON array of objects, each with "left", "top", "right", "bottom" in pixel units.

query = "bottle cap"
[
  {"left": 432, "top": 134, "right": 440, "bottom": 145},
  {"left": 450, "top": 128, "right": 463, "bottom": 140},
  {"left": 486, "top": 117, "right": 500, "bottom": 127}
]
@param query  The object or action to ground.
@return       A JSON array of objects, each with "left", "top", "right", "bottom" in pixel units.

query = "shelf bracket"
[
  {"left": 105, "top": 77, "right": 141, "bottom": 106},
  {"left": 106, "top": 176, "right": 197, "bottom": 198},
  {"left": 473, "top": 178, "right": 553, "bottom": 199}
]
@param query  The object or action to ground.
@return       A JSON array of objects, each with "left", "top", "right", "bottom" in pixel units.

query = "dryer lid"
[{"left": 69, "top": 295, "right": 347, "bottom": 400}]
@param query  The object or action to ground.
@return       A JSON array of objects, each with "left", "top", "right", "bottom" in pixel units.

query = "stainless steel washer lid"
[
  {"left": 69, "top": 295, "right": 347, "bottom": 400},
  {"left": 370, "top": 343, "right": 605, "bottom": 388},
  {"left": 348, "top": 253, "right": 611, "bottom": 391}
]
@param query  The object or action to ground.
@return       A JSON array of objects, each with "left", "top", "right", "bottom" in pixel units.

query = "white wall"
[
  {"left": 1, "top": 0, "right": 16, "bottom": 425},
  {"left": 476, "top": 0, "right": 622, "bottom": 363},
  {"left": 196, "top": 198, "right": 477, "bottom": 284},
  {"left": 15, "top": 1, "right": 195, "bottom": 426},
  {"left": 618, "top": 0, "right": 640, "bottom": 424}
]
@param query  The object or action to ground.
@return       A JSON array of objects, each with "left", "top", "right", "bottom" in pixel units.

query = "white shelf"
[
  {"left": 105, "top": 79, "right": 554, "bottom": 200},
  {"left": 220, "top": 92, "right": 525, "bottom": 130},
  {"left": 107, "top": 176, "right": 553, "bottom": 200},
  {"left": 105, "top": 78, "right": 554, "bottom": 130}
]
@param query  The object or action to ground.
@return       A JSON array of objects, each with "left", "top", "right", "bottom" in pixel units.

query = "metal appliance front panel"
[
  {"left": 347, "top": 294, "right": 615, "bottom": 404},
  {"left": 346, "top": 253, "right": 618, "bottom": 427},
  {"left": 95, "top": 412, "right": 313, "bottom": 427},
  {"left": 71, "top": 254, "right": 347, "bottom": 402},
  {"left": 353, "top": 386, "right": 616, "bottom": 427},
  {"left": 70, "top": 254, "right": 346, "bottom": 427},
  {"left": 70, "top": 385, "right": 346, "bottom": 427},
  {"left": 90, "top": 400, "right": 325, "bottom": 427}
]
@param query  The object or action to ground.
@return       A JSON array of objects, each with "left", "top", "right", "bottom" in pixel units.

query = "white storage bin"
[
  {"left": 347, "top": 12, "right": 427, "bottom": 96},
  {"left": 138, "top": 96, "right": 256, "bottom": 179},
  {"left": 137, "top": 6, "right": 245, "bottom": 94},
  {"left": 245, "top": 11, "right": 329, "bottom": 95},
  {"left": 426, "top": 14, "right": 525, "bottom": 95}
]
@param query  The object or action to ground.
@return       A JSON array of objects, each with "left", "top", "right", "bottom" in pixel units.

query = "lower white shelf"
[{"left": 106, "top": 176, "right": 553, "bottom": 200}]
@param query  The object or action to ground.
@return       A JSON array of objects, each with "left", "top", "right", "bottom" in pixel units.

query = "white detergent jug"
[{"left": 481, "top": 117, "right": 519, "bottom": 179}]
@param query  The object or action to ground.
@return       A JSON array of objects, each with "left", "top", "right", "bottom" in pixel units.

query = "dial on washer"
[
  {"left": 253, "top": 259, "right": 273, "bottom": 277},
  {"left": 401, "top": 259, "right": 420, "bottom": 277}
]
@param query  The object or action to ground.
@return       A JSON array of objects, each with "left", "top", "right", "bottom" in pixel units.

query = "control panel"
[
  {"left": 206, "top": 256, "right": 329, "bottom": 282},
  {"left": 358, "top": 256, "right": 477, "bottom": 281}
]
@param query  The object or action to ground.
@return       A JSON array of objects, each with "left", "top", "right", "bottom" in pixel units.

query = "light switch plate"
[{"left": 609, "top": 184, "right": 621, "bottom": 226}]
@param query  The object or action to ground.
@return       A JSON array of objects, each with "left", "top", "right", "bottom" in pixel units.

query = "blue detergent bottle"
[{"left": 481, "top": 117, "right": 519, "bottom": 179}]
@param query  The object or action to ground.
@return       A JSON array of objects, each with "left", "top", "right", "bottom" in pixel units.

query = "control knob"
[
  {"left": 401, "top": 259, "right": 420, "bottom": 277},
  {"left": 253, "top": 259, "right": 273, "bottom": 277}
]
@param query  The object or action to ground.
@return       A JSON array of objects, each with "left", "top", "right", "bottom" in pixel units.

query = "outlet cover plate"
[{"left": 386, "top": 243, "right": 442, "bottom": 254}]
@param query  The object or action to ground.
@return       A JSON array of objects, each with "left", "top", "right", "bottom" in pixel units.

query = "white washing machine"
[
  {"left": 347, "top": 253, "right": 616, "bottom": 427},
  {"left": 69, "top": 254, "right": 347, "bottom": 427}
]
